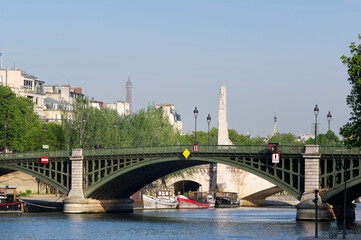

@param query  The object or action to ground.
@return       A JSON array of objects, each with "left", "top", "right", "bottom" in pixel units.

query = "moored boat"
[
  {"left": 215, "top": 192, "right": 240, "bottom": 208},
  {"left": 143, "top": 190, "right": 178, "bottom": 209},
  {"left": 177, "top": 192, "right": 210, "bottom": 209},
  {"left": 0, "top": 186, "right": 23, "bottom": 213}
]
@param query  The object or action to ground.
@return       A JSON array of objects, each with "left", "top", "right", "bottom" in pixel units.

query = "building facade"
[
  {"left": 156, "top": 104, "right": 183, "bottom": 133},
  {"left": 0, "top": 69, "right": 45, "bottom": 118}
]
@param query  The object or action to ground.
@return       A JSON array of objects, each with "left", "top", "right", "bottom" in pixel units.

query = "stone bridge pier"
[
  {"left": 296, "top": 145, "right": 355, "bottom": 221},
  {"left": 63, "top": 149, "right": 133, "bottom": 213}
]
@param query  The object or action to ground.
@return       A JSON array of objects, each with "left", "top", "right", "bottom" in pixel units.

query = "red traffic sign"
[
  {"left": 272, "top": 153, "right": 279, "bottom": 163},
  {"left": 193, "top": 144, "right": 199, "bottom": 152},
  {"left": 41, "top": 156, "right": 49, "bottom": 164}
]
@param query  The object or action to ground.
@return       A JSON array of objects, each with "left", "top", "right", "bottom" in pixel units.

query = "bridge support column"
[
  {"left": 296, "top": 145, "right": 335, "bottom": 221},
  {"left": 64, "top": 149, "right": 133, "bottom": 213},
  {"left": 64, "top": 149, "right": 88, "bottom": 213}
]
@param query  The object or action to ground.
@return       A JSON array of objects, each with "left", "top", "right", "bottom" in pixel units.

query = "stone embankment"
[
  {"left": 21, "top": 194, "right": 65, "bottom": 212},
  {"left": 264, "top": 195, "right": 299, "bottom": 206}
]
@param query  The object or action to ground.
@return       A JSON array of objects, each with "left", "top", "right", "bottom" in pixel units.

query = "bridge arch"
[
  {"left": 0, "top": 161, "right": 70, "bottom": 194},
  {"left": 84, "top": 154, "right": 304, "bottom": 200}
]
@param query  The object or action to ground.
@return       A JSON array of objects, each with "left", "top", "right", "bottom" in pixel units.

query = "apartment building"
[
  {"left": 0, "top": 69, "right": 45, "bottom": 118},
  {"left": 43, "top": 84, "right": 83, "bottom": 122},
  {"left": 156, "top": 104, "right": 183, "bottom": 133}
]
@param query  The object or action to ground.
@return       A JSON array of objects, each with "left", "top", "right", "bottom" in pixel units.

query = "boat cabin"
[
  {"left": 0, "top": 186, "right": 22, "bottom": 212},
  {"left": 0, "top": 186, "right": 18, "bottom": 202}
]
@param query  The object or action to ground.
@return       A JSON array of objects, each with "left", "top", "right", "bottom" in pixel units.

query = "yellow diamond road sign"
[{"left": 183, "top": 149, "right": 190, "bottom": 159}]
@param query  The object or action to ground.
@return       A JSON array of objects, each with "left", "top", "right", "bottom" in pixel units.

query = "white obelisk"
[
  {"left": 217, "top": 83, "right": 233, "bottom": 145},
  {"left": 216, "top": 83, "right": 274, "bottom": 199},
  {"left": 216, "top": 83, "right": 234, "bottom": 191}
]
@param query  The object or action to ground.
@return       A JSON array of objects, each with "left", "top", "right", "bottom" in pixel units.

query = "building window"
[{"left": 24, "top": 79, "right": 33, "bottom": 90}]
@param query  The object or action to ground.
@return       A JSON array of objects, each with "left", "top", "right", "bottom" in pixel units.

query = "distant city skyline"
[{"left": 1, "top": 0, "right": 360, "bottom": 137}]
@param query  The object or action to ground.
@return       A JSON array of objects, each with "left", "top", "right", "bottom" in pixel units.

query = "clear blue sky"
[{"left": 1, "top": 0, "right": 360, "bottom": 137}]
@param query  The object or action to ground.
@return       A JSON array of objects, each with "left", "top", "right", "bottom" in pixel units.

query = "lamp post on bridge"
[
  {"left": 327, "top": 111, "right": 332, "bottom": 146},
  {"left": 193, "top": 107, "right": 198, "bottom": 145},
  {"left": 207, "top": 114, "right": 211, "bottom": 146},
  {"left": 314, "top": 105, "right": 319, "bottom": 145},
  {"left": 113, "top": 120, "right": 117, "bottom": 147}
]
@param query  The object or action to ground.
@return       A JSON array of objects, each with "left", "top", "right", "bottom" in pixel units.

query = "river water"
[{"left": 1, "top": 205, "right": 361, "bottom": 239}]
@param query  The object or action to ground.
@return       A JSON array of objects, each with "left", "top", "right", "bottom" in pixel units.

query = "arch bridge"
[{"left": 1, "top": 144, "right": 361, "bottom": 218}]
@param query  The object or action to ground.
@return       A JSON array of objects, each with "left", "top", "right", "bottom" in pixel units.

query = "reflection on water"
[{"left": 1, "top": 206, "right": 361, "bottom": 239}]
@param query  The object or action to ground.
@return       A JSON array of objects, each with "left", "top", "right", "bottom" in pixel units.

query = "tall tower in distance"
[{"left": 126, "top": 71, "right": 133, "bottom": 114}]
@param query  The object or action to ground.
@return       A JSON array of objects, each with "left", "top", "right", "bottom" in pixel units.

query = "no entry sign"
[{"left": 41, "top": 156, "right": 49, "bottom": 164}]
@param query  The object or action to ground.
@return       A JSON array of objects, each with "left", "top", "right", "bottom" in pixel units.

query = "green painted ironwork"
[
  {"left": 0, "top": 150, "right": 71, "bottom": 194},
  {"left": 320, "top": 149, "right": 361, "bottom": 203},
  {"left": 83, "top": 145, "right": 305, "bottom": 199}
]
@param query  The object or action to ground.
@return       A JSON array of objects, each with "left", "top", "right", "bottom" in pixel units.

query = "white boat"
[{"left": 143, "top": 190, "right": 178, "bottom": 209}]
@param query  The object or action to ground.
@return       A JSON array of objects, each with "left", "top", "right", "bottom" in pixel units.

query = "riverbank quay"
[{"left": 21, "top": 194, "right": 64, "bottom": 212}]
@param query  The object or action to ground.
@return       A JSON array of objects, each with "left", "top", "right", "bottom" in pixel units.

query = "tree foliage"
[
  {"left": 304, "top": 130, "right": 341, "bottom": 145},
  {"left": 180, "top": 128, "right": 266, "bottom": 145},
  {"left": 340, "top": 34, "right": 361, "bottom": 147},
  {"left": 268, "top": 133, "right": 301, "bottom": 145},
  {"left": 0, "top": 86, "right": 64, "bottom": 152},
  {"left": 61, "top": 98, "right": 182, "bottom": 149}
]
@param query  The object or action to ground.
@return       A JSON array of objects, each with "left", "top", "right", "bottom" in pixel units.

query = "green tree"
[
  {"left": 269, "top": 133, "right": 301, "bottom": 145},
  {"left": 0, "top": 86, "right": 44, "bottom": 152},
  {"left": 304, "top": 131, "right": 341, "bottom": 145},
  {"left": 340, "top": 34, "right": 361, "bottom": 147},
  {"left": 61, "top": 99, "right": 182, "bottom": 149}
]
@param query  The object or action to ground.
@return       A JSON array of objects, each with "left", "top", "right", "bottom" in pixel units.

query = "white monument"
[
  {"left": 216, "top": 83, "right": 274, "bottom": 204},
  {"left": 217, "top": 83, "right": 233, "bottom": 145}
]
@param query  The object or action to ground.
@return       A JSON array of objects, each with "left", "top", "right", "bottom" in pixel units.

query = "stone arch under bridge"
[{"left": 165, "top": 165, "right": 214, "bottom": 194}]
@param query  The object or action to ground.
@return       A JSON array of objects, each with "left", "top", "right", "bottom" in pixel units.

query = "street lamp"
[
  {"left": 113, "top": 120, "right": 117, "bottom": 147},
  {"left": 207, "top": 114, "right": 211, "bottom": 146},
  {"left": 327, "top": 111, "right": 332, "bottom": 146},
  {"left": 193, "top": 107, "right": 198, "bottom": 145},
  {"left": 4, "top": 120, "right": 7, "bottom": 154},
  {"left": 314, "top": 105, "right": 319, "bottom": 145},
  {"left": 336, "top": 160, "right": 347, "bottom": 239}
]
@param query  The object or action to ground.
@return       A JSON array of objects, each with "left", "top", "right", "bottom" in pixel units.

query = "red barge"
[{"left": 177, "top": 192, "right": 210, "bottom": 209}]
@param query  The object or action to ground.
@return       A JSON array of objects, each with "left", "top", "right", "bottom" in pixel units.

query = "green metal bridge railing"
[
  {"left": 0, "top": 150, "right": 71, "bottom": 161},
  {"left": 1, "top": 145, "right": 360, "bottom": 162}
]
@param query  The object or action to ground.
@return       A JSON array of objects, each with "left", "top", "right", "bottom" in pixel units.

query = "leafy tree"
[
  {"left": 181, "top": 128, "right": 266, "bottom": 145},
  {"left": 304, "top": 130, "right": 341, "bottom": 145},
  {"left": 61, "top": 99, "right": 182, "bottom": 149},
  {"left": 268, "top": 133, "right": 301, "bottom": 145},
  {"left": 0, "top": 86, "right": 42, "bottom": 152},
  {"left": 228, "top": 129, "right": 256, "bottom": 144},
  {"left": 340, "top": 34, "right": 361, "bottom": 147}
]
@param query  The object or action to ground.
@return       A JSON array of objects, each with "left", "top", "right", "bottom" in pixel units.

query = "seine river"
[{"left": 2, "top": 205, "right": 361, "bottom": 239}]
